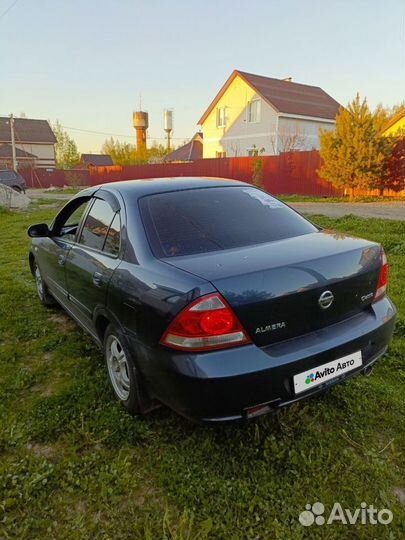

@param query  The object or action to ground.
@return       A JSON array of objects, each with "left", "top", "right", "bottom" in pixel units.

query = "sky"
[{"left": 1, "top": 0, "right": 404, "bottom": 153}]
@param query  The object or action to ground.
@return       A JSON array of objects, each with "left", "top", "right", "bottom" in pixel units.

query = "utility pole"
[{"left": 9, "top": 114, "right": 17, "bottom": 171}]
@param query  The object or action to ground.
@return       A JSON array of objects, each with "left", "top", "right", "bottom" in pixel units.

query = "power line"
[
  {"left": 61, "top": 124, "right": 189, "bottom": 141},
  {"left": 0, "top": 0, "right": 20, "bottom": 21},
  {"left": 0, "top": 115, "right": 190, "bottom": 142},
  {"left": 62, "top": 125, "right": 134, "bottom": 138}
]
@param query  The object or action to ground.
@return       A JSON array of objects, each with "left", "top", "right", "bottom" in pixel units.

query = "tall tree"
[
  {"left": 52, "top": 121, "right": 80, "bottom": 169},
  {"left": 318, "top": 95, "right": 392, "bottom": 196}
]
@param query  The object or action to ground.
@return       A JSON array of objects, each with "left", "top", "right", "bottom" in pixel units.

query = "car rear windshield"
[{"left": 139, "top": 186, "right": 318, "bottom": 258}]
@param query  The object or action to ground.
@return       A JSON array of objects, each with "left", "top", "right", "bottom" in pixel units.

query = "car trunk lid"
[{"left": 163, "top": 231, "right": 382, "bottom": 346}]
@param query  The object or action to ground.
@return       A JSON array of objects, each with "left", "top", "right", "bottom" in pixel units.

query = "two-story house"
[
  {"left": 198, "top": 70, "right": 341, "bottom": 158},
  {"left": 0, "top": 117, "right": 57, "bottom": 169}
]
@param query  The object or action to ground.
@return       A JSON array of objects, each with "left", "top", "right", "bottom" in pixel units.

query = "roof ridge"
[
  {"left": 382, "top": 108, "right": 405, "bottom": 133},
  {"left": 235, "top": 69, "right": 323, "bottom": 90},
  {"left": 0, "top": 116, "right": 50, "bottom": 122}
]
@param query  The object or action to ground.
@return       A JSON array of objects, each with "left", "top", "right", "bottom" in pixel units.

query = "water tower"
[
  {"left": 133, "top": 111, "right": 149, "bottom": 152},
  {"left": 163, "top": 109, "right": 173, "bottom": 151}
]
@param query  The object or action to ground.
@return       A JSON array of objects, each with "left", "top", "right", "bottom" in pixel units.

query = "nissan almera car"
[{"left": 28, "top": 178, "right": 396, "bottom": 422}]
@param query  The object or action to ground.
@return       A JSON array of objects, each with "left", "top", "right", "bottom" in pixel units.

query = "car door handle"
[
  {"left": 58, "top": 254, "right": 66, "bottom": 266},
  {"left": 93, "top": 272, "right": 104, "bottom": 287}
]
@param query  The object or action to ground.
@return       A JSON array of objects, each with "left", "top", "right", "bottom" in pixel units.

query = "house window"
[
  {"left": 216, "top": 107, "right": 227, "bottom": 128},
  {"left": 248, "top": 99, "right": 261, "bottom": 123},
  {"left": 216, "top": 151, "right": 227, "bottom": 158}
]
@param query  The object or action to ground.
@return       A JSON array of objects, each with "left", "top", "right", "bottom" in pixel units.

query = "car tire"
[
  {"left": 33, "top": 261, "right": 56, "bottom": 307},
  {"left": 12, "top": 185, "right": 22, "bottom": 193},
  {"left": 104, "top": 324, "right": 151, "bottom": 416}
]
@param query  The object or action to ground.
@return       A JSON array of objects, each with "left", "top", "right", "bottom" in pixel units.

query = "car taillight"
[
  {"left": 160, "top": 293, "right": 251, "bottom": 351},
  {"left": 373, "top": 250, "right": 388, "bottom": 302}
]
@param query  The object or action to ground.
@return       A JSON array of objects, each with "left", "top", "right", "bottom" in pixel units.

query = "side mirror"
[{"left": 27, "top": 223, "right": 51, "bottom": 238}]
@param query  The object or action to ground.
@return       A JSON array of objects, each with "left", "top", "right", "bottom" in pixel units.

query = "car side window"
[
  {"left": 79, "top": 198, "right": 116, "bottom": 251},
  {"left": 65, "top": 201, "right": 91, "bottom": 228},
  {"left": 53, "top": 198, "right": 92, "bottom": 241},
  {"left": 103, "top": 212, "right": 121, "bottom": 256}
]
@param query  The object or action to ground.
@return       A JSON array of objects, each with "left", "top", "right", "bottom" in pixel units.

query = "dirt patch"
[
  {"left": 393, "top": 487, "right": 405, "bottom": 508},
  {"left": 30, "top": 376, "right": 62, "bottom": 397},
  {"left": 26, "top": 442, "right": 56, "bottom": 459},
  {"left": 75, "top": 500, "right": 87, "bottom": 514},
  {"left": 40, "top": 381, "right": 59, "bottom": 397},
  {"left": 49, "top": 312, "right": 77, "bottom": 334}
]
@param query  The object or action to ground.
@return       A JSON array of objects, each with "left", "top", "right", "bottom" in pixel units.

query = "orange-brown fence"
[
  {"left": 21, "top": 149, "right": 405, "bottom": 197},
  {"left": 22, "top": 152, "right": 338, "bottom": 195},
  {"left": 22, "top": 168, "right": 89, "bottom": 189},
  {"left": 87, "top": 151, "right": 342, "bottom": 196}
]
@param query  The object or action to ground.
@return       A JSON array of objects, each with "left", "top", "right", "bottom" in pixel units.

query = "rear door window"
[
  {"left": 139, "top": 186, "right": 318, "bottom": 258},
  {"left": 103, "top": 212, "right": 121, "bottom": 256}
]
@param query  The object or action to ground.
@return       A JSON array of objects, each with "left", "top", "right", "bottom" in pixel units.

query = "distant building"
[
  {"left": 80, "top": 154, "right": 113, "bottom": 167},
  {"left": 198, "top": 70, "right": 340, "bottom": 158},
  {"left": 164, "top": 133, "right": 203, "bottom": 162},
  {"left": 0, "top": 117, "right": 56, "bottom": 169},
  {"left": 0, "top": 144, "right": 37, "bottom": 169},
  {"left": 382, "top": 109, "right": 405, "bottom": 137}
]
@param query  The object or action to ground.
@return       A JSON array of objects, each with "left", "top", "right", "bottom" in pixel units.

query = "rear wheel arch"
[
  {"left": 95, "top": 313, "right": 111, "bottom": 342},
  {"left": 103, "top": 322, "right": 156, "bottom": 415}
]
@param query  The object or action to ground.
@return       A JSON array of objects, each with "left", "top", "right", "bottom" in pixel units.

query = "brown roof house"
[
  {"left": 164, "top": 133, "right": 203, "bottom": 162},
  {"left": 198, "top": 70, "right": 341, "bottom": 157},
  {"left": 0, "top": 117, "right": 57, "bottom": 169},
  {"left": 80, "top": 154, "right": 114, "bottom": 167}
]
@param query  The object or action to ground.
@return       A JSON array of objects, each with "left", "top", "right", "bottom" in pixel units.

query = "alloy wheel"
[
  {"left": 106, "top": 335, "right": 131, "bottom": 400},
  {"left": 34, "top": 265, "right": 44, "bottom": 300}
]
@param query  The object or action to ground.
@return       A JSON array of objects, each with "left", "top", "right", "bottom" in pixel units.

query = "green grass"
[
  {"left": 1, "top": 209, "right": 405, "bottom": 539},
  {"left": 41, "top": 187, "right": 85, "bottom": 194},
  {"left": 279, "top": 194, "right": 405, "bottom": 203}
]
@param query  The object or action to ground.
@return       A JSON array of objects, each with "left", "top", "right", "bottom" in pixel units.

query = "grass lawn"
[{"left": 0, "top": 207, "right": 405, "bottom": 540}]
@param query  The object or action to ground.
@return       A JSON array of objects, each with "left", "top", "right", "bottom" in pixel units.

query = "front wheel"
[
  {"left": 33, "top": 261, "right": 56, "bottom": 307},
  {"left": 104, "top": 324, "right": 152, "bottom": 416}
]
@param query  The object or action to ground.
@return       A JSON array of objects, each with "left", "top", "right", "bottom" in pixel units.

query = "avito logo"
[
  {"left": 305, "top": 359, "right": 356, "bottom": 385},
  {"left": 299, "top": 501, "right": 393, "bottom": 527}
]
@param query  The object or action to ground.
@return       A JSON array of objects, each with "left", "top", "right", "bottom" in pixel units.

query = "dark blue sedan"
[{"left": 28, "top": 178, "right": 396, "bottom": 422}]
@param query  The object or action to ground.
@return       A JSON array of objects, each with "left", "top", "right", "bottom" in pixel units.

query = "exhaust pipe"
[{"left": 362, "top": 365, "right": 374, "bottom": 377}]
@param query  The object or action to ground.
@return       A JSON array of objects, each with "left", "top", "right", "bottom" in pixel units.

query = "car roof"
[
  {"left": 0, "top": 170, "right": 18, "bottom": 178},
  {"left": 92, "top": 177, "right": 247, "bottom": 199}
]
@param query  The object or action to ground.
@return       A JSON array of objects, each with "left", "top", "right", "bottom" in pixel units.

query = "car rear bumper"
[{"left": 134, "top": 296, "right": 396, "bottom": 423}]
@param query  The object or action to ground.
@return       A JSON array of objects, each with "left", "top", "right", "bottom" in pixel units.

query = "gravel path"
[{"left": 290, "top": 202, "right": 405, "bottom": 221}]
